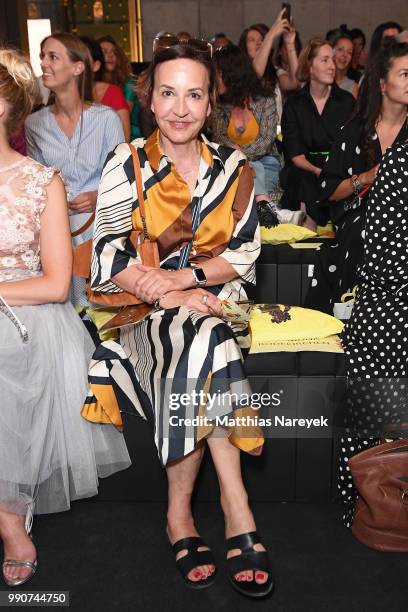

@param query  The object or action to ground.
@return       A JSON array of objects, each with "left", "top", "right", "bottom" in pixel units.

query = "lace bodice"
[{"left": 0, "top": 157, "right": 58, "bottom": 282}]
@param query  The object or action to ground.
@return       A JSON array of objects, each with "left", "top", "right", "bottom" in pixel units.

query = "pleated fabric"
[{"left": 0, "top": 302, "right": 131, "bottom": 515}]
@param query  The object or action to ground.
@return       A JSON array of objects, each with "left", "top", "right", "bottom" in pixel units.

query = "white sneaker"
[{"left": 276, "top": 209, "right": 306, "bottom": 225}]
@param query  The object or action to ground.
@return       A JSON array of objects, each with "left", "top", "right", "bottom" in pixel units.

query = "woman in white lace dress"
[{"left": 0, "top": 50, "right": 130, "bottom": 587}]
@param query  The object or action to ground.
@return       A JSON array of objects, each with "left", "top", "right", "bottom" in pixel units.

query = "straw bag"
[
  {"left": 349, "top": 439, "right": 408, "bottom": 552},
  {"left": 71, "top": 143, "right": 159, "bottom": 319}
]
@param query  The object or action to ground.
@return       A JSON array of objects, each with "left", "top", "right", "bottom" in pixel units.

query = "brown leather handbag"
[
  {"left": 349, "top": 439, "right": 408, "bottom": 552},
  {"left": 71, "top": 143, "right": 159, "bottom": 314}
]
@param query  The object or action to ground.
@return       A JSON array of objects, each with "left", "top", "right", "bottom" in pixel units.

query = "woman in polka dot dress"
[
  {"left": 305, "top": 41, "right": 408, "bottom": 314},
  {"left": 339, "top": 138, "right": 408, "bottom": 527}
]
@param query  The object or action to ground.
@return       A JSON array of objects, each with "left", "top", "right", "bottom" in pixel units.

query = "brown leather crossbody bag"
[{"left": 71, "top": 144, "right": 159, "bottom": 324}]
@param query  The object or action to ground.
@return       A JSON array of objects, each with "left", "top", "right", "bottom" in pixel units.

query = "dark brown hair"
[
  {"left": 351, "top": 39, "right": 408, "bottom": 164},
  {"left": 214, "top": 44, "right": 268, "bottom": 107},
  {"left": 238, "top": 24, "right": 278, "bottom": 90},
  {"left": 97, "top": 35, "right": 132, "bottom": 87},
  {"left": 144, "top": 44, "right": 215, "bottom": 109}
]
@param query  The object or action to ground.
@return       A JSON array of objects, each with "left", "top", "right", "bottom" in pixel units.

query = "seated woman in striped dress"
[{"left": 85, "top": 36, "right": 274, "bottom": 599}]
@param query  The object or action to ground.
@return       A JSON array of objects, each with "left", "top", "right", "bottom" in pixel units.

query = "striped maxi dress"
[{"left": 82, "top": 130, "right": 264, "bottom": 466}]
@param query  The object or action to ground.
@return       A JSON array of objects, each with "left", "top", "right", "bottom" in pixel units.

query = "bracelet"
[
  {"left": 154, "top": 294, "right": 167, "bottom": 310},
  {"left": 351, "top": 174, "right": 363, "bottom": 195},
  {"left": 0, "top": 294, "right": 29, "bottom": 343}
]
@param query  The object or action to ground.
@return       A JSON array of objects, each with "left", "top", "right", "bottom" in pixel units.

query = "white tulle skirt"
[{"left": 0, "top": 302, "right": 131, "bottom": 515}]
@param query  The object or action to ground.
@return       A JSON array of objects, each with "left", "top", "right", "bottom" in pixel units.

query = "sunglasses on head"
[{"left": 153, "top": 32, "right": 213, "bottom": 58}]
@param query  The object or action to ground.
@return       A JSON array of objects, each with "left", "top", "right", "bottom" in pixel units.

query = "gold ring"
[{"left": 201, "top": 294, "right": 209, "bottom": 305}]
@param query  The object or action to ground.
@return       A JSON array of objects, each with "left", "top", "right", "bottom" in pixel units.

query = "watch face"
[{"left": 194, "top": 267, "right": 207, "bottom": 283}]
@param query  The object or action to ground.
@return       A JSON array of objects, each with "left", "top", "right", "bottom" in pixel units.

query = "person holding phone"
[
  {"left": 276, "top": 29, "right": 302, "bottom": 93},
  {"left": 239, "top": 7, "right": 300, "bottom": 104}
]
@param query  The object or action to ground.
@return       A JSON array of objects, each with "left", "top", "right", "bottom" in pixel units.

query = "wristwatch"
[
  {"left": 191, "top": 267, "right": 207, "bottom": 287},
  {"left": 351, "top": 174, "right": 363, "bottom": 194}
]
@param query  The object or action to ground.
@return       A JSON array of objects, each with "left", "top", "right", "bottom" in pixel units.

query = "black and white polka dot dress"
[
  {"left": 339, "top": 141, "right": 408, "bottom": 527},
  {"left": 305, "top": 118, "right": 408, "bottom": 314}
]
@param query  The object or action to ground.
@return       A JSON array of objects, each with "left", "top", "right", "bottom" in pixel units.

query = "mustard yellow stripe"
[
  {"left": 136, "top": 129, "right": 243, "bottom": 254},
  {"left": 193, "top": 173, "right": 239, "bottom": 251},
  {"left": 132, "top": 171, "right": 191, "bottom": 240},
  {"left": 229, "top": 434, "right": 264, "bottom": 455},
  {"left": 81, "top": 384, "right": 123, "bottom": 430}
]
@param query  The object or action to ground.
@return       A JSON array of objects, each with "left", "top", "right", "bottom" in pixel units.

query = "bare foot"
[
  {"left": 167, "top": 517, "right": 215, "bottom": 583},
  {"left": 1, "top": 513, "right": 36, "bottom": 584},
  {"left": 224, "top": 501, "right": 268, "bottom": 585}
]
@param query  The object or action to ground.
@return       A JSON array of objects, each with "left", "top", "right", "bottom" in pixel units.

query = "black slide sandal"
[
  {"left": 225, "top": 531, "right": 274, "bottom": 598},
  {"left": 172, "top": 536, "right": 217, "bottom": 590}
]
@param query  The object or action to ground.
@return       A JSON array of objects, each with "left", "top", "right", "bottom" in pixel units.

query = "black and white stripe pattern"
[
  {"left": 91, "top": 136, "right": 260, "bottom": 301},
  {"left": 119, "top": 307, "right": 252, "bottom": 465}
]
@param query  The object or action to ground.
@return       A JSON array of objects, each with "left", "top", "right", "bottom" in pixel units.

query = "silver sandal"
[
  {"left": 2, "top": 559, "right": 37, "bottom": 587},
  {"left": 2, "top": 500, "right": 37, "bottom": 587}
]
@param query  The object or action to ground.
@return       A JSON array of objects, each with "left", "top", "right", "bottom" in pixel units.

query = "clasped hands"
[
  {"left": 133, "top": 265, "right": 222, "bottom": 315},
  {"left": 68, "top": 191, "right": 98, "bottom": 214}
]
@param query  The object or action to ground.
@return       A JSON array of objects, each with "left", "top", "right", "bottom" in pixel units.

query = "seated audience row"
[{"left": 0, "top": 12, "right": 407, "bottom": 597}]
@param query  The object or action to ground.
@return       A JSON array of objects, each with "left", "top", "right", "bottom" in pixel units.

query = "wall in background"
[
  {"left": 0, "top": 0, "right": 25, "bottom": 48},
  {"left": 1, "top": 1, "right": 406, "bottom": 64},
  {"left": 140, "top": 0, "right": 408, "bottom": 59}
]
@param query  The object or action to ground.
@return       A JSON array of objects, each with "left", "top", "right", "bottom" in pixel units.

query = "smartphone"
[{"left": 282, "top": 2, "right": 291, "bottom": 21}]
